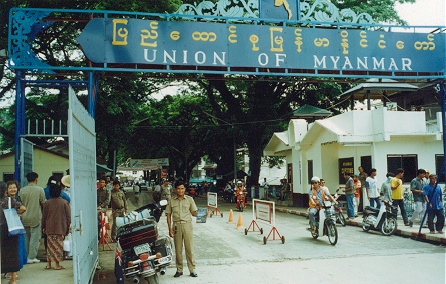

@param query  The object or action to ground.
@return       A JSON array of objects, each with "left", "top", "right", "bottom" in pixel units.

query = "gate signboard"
[
  {"left": 129, "top": 158, "right": 169, "bottom": 168},
  {"left": 77, "top": 18, "right": 444, "bottom": 74}
]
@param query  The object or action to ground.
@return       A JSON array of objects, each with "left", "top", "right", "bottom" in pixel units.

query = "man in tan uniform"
[{"left": 166, "top": 180, "right": 198, "bottom": 278}]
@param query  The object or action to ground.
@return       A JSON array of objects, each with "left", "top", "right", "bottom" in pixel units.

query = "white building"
[{"left": 264, "top": 106, "right": 444, "bottom": 206}]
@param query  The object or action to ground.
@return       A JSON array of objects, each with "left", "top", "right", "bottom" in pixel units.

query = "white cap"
[
  {"left": 237, "top": 181, "right": 242, "bottom": 185},
  {"left": 310, "top": 176, "right": 320, "bottom": 183}
]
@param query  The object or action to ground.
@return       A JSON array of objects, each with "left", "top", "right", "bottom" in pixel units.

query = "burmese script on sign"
[{"left": 77, "top": 18, "right": 445, "bottom": 73}]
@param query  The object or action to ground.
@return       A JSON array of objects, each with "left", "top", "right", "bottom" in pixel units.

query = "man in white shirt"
[{"left": 366, "top": 168, "right": 381, "bottom": 208}]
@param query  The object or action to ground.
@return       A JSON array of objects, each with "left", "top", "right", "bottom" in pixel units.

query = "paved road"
[{"left": 93, "top": 192, "right": 445, "bottom": 284}]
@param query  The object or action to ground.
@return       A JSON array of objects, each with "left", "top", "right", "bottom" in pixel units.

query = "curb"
[{"left": 276, "top": 207, "right": 445, "bottom": 245}]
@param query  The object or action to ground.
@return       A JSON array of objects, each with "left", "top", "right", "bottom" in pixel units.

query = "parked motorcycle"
[
  {"left": 307, "top": 201, "right": 338, "bottom": 245},
  {"left": 115, "top": 200, "right": 172, "bottom": 284},
  {"left": 332, "top": 190, "right": 346, "bottom": 226},
  {"left": 361, "top": 201, "right": 398, "bottom": 236},
  {"left": 235, "top": 190, "right": 246, "bottom": 212}
]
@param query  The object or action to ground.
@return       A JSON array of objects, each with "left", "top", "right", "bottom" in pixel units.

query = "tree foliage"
[{"left": 0, "top": 0, "right": 417, "bottom": 184}]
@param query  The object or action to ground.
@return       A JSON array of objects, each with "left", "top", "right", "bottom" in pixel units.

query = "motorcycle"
[
  {"left": 115, "top": 200, "right": 172, "bottom": 284},
  {"left": 332, "top": 190, "right": 346, "bottom": 226},
  {"left": 361, "top": 201, "right": 398, "bottom": 236},
  {"left": 235, "top": 190, "right": 246, "bottom": 212},
  {"left": 307, "top": 201, "right": 338, "bottom": 245}
]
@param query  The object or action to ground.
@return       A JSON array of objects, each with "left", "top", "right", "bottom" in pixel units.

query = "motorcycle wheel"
[
  {"left": 338, "top": 213, "right": 346, "bottom": 227},
  {"left": 240, "top": 204, "right": 244, "bottom": 212},
  {"left": 146, "top": 273, "right": 159, "bottom": 284},
  {"left": 380, "top": 217, "right": 397, "bottom": 236},
  {"left": 362, "top": 218, "right": 371, "bottom": 232},
  {"left": 326, "top": 222, "right": 338, "bottom": 245}
]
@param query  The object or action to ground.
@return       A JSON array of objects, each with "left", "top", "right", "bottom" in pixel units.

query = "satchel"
[{"left": 4, "top": 197, "right": 26, "bottom": 236}]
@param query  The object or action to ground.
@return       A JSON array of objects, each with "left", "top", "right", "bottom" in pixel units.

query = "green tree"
[{"left": 125, "top": 91, "right": 227, "bottom": 182}]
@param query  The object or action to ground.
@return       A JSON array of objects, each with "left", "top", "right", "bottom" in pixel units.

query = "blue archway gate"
[{"left": 6, "top": 1, "right": 446, "bottom": 282}]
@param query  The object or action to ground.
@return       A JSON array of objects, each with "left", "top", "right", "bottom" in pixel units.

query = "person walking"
[
  {"left": 366, "top": 168, "right": 380, "bottom": 209},
  {"left": 42, "top": 183, "right": 71, "bottom": 270},
  {"left": 110, "top": 180, "right": 128, "bottom": 242},
  {"left": 342, "top": 172, "right": 355, "bottom": 220},
  {"left": 6, "top": 181, "right": 27, "bottom": 272},
  {"left": 19, "top": 172, "right": 46, "bottom": 264},
  {"left": 166, "top": 181, "right": 198, "bottom": 278},
  {"left": 409, "top": 169, "right": 427, "bottom": 228},
  {"left": 423, "top": 174, "right": 444, "bottom": 234},
  {"left": 161, "top": 179, "right": 172, "bottom": 202},
  {"left": 391, "top": 168, "right": 410, "bottom": 226},
  {"left": 1, "top": 181, "right": 26, "bottom": 284}
]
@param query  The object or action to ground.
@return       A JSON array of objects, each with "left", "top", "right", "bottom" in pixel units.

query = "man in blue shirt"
[{"left": 423, "top": 174, "right": 444, "bottom": 234}]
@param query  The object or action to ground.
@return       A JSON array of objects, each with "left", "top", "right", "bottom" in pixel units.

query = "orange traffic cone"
[
  {"left": 227, "top": 209, "right": 234, "bottom": 224},
  {"left": 236, "top": 214, "right": 244, "bottom": 229}
]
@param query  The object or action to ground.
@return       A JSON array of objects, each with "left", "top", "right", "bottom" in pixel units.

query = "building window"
[
  {"left": 435, "top": 154, "right": 445, "bottom": 183},
  {"left": 360, "top": 156, "right": 372, "bottom": 174},
  {"left": 132, "top": 171, "right": 137, "bottom": 175},
  {"left": 2, "top": 173, "right": 14, "bottom": 183},
  {"left": 307, "top": 160, "right": 313, "bottom": 184},
  {"left": 387, "top": 154, "right": 417, "bottom": 183},
  {"left": 338, "top": 157, "right": 354, "bottom": 184}
]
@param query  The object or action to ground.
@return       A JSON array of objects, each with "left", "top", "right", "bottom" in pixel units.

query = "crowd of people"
[
  {"left": 330, "top": 166, "right": 445, "bottom": 233},
  {"left": 0, "top": 172, "right": 71, "bottom": 284}
]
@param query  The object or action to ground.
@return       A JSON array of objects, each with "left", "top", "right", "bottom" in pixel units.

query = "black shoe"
[
  {"left": 174, "top": 272, "right": 183, "bottom": 277},
  {"left": 190, "top": 272, "right": 198, "bottom": 277}
]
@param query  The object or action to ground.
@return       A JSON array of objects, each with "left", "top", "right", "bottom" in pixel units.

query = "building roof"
[
  {"left": 291, "top": 104, "right": 333, "bottom": 118},
  {"left": 263, "top": 131, "right": 290, "bottom": 156},
  {"left": 340, "top": 78, "right": 418, "bottom": 100}
]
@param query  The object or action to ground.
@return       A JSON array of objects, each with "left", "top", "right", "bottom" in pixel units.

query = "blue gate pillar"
[
  {"left": 14, "top": 71, "right": 26, "bottom": 182},
  {"left": 441, "top": 81, "right": 446, "bottom": 180}
]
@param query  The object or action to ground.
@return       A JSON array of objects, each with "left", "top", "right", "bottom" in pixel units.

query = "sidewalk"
[{"left": 272, "top": 203, "right": 446, "bottom": 245}]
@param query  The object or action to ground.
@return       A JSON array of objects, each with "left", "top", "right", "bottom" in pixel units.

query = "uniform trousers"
[{"left": 173, "top": 222, "right": 195, "bottom": 273}]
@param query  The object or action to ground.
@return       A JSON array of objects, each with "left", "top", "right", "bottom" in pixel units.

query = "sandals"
[
  {"left": 45, "top": 266, "right": 52, "bottom": 270},
  {"left": 54, "top": 266, "right": 65, "bottom": 270}
]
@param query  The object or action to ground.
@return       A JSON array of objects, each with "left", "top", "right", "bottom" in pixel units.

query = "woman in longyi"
[{"left": 42, "top": 183, "right": 71, "bottom": 271}]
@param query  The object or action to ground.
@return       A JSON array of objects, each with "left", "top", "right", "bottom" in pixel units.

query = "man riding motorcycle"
[
  {"left": 234, "top": 181, "right": 246, "bottom": 209},
  {"left": 308, "top": 176, "right": 338, "bottom": 232}
]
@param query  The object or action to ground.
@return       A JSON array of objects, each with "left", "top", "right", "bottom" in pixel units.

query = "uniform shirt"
[
  {"left": 97, "top": 187, "right": 110, "bottom": 208},
  {"left": 165, "top": 195, "right": 197, "bottom": 223},
  {"left": 390, "top": 177, "right": 403, "bottom": 200},
  {"left": 19, "top": 184, "right": 46, "bottom": 227},
  {"left": 110, "top": 190, "right": 127, "bottom": 211},
  {"left": 161, "top": 184, "right": 172, "bottom": 197},
  {"left": 410, "top": 177, "right": 425, "bottom": 203},
  {"left": 358, "top": 172, "right": 368, "bottom": 188}
]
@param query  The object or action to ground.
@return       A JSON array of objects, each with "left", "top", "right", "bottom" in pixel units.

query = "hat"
[
  {"left": 311, "top": 176, "right": 320, "bottom": 183},
  {"left": 237, "top": 181, "right": 242, "bottom": 185},
  {"left": 61, "top": 175, "right": 70, "bottom": 187}
]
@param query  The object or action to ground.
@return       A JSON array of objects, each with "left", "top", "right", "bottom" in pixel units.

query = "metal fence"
[{"left": 403, "top": 191, "right": 446, "bottom": 217}]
